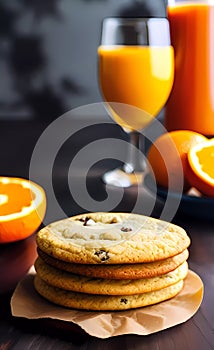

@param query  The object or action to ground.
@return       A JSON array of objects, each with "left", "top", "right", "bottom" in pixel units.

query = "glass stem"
[{"left": 123, "top": 131, "right": 147, "bottom": 174}]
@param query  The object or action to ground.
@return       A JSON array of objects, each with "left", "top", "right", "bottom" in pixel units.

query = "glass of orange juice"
[
  {"left": 98, "top": 17, "right": 174, "bottom": 187},
  {"left": 165, "top": 0, "right": 214, "bottom": 136}
]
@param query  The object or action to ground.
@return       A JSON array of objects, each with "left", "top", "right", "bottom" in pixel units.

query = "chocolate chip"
[
  {"left": 94, "top": 249, "right": 109, "bottom": 262},
  {"left": 121, "top": 227, "right": 132, "bottom": 232},
  {"left": 120, "top": 298, "right": 128, "bottom": 304},
  {"left": 79, "top": 217, "right": 96, "bottom": 226},
  {"left": 78, "top": 217, "right": 90, "bottom": 226}
]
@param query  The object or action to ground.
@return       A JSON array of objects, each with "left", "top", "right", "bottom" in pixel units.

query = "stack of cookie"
[{"left": 34, "top": 212, "right": 190, "bottom": 311}]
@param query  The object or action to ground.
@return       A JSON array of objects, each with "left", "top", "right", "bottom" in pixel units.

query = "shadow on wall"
[{"left": 0, "top": 0, "right": 166, "bottom": 121}]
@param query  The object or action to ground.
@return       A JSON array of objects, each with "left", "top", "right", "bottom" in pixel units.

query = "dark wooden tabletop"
[{"left": 0, "top": 119, "right": 214, "bottom": 349}]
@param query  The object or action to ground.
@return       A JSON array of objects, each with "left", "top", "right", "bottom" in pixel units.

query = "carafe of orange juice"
[{"left": 165, "top": 0, "right": 214, "bottom": 136}]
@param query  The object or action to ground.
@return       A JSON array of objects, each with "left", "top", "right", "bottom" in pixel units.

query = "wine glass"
[{"left": 98, "top": 17, "right": 174, "bottom": 187}]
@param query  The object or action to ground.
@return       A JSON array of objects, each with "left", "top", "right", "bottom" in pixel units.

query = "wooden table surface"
[{"left": 0, "top": 120, "right": 213, "bottom": 349}]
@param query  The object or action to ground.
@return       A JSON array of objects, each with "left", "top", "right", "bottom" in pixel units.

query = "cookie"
[
  {"left": 34, "top": 275, "right": 184, "bottom": 311},
  {"left": 34, "top": 257, "right": 188, "bottom": 295},
  {"left": 37, "top": 248, "right": 189, "bottom": 280},
  {"left": 36, "top": 212, "right": 190, "bottom": 264}
]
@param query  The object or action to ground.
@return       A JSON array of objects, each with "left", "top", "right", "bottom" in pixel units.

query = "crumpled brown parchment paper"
[{"left": 11, "top": 268, "right": 203, "bottom": 339}]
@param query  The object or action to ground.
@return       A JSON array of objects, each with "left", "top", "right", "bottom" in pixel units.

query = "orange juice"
[
  {"left": 165, "top": 2, "right": 214, "bottom": 136},
  {"left": 98, "top": 45, "right": 174, "bottom": 131}
]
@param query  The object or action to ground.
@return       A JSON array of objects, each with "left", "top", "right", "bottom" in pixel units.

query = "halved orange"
[
  {"left": 187, "top": 139, "right": 214, "bottom": 197},
  {"left": 0, "top": 177, "right": 46, "bottom": 243}
]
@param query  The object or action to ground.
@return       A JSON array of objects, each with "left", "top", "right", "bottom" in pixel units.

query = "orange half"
[
  {"left": 187, "top": 139, "right": 214, "bottom": 197},
  {"left": 0, "top": 177, "right": 46, "bottom": 243}
]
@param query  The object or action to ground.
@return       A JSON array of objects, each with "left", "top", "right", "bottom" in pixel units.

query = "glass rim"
[
  {"left": 102, "top": 17, "right": 169, "bottom": 24},
  {"left": 168, "top": 0, "right": 214, "bottom": 4},
  {"left": 100, "top": 16, "right": 171, "bottom": 47}
]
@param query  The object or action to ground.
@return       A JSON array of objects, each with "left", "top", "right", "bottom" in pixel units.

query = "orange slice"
[
  {"left": 0, "top": 177, "right": 46, "bottom": 243},
  {"left": 187, "top": 138, "right": 214, "bottom": 197}
]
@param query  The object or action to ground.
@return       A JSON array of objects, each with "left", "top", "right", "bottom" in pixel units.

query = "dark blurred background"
[{"left": 0, "top": 0, "right": 167, "bottom": 121}]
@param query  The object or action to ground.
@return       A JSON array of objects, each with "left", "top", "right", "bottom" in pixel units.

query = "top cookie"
[{"left": 36, "top": 212, "right": 190, "bottom": 264}]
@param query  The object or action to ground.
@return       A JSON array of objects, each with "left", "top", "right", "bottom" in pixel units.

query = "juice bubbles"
[
  {"left": 165, "top": 1, "right": 214, "bottom": 136},
  {"left": 98, "top": 46, "right": 174, "bottom": 131}
]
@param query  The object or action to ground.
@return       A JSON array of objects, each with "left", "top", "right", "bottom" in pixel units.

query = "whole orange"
[{"left": 147, "top": 130, "right": 207, "bottom": 192}]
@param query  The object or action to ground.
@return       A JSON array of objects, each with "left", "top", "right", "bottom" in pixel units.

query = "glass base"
[{"left": 102, "top": 168, "right": 145, "bottom": 187}]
